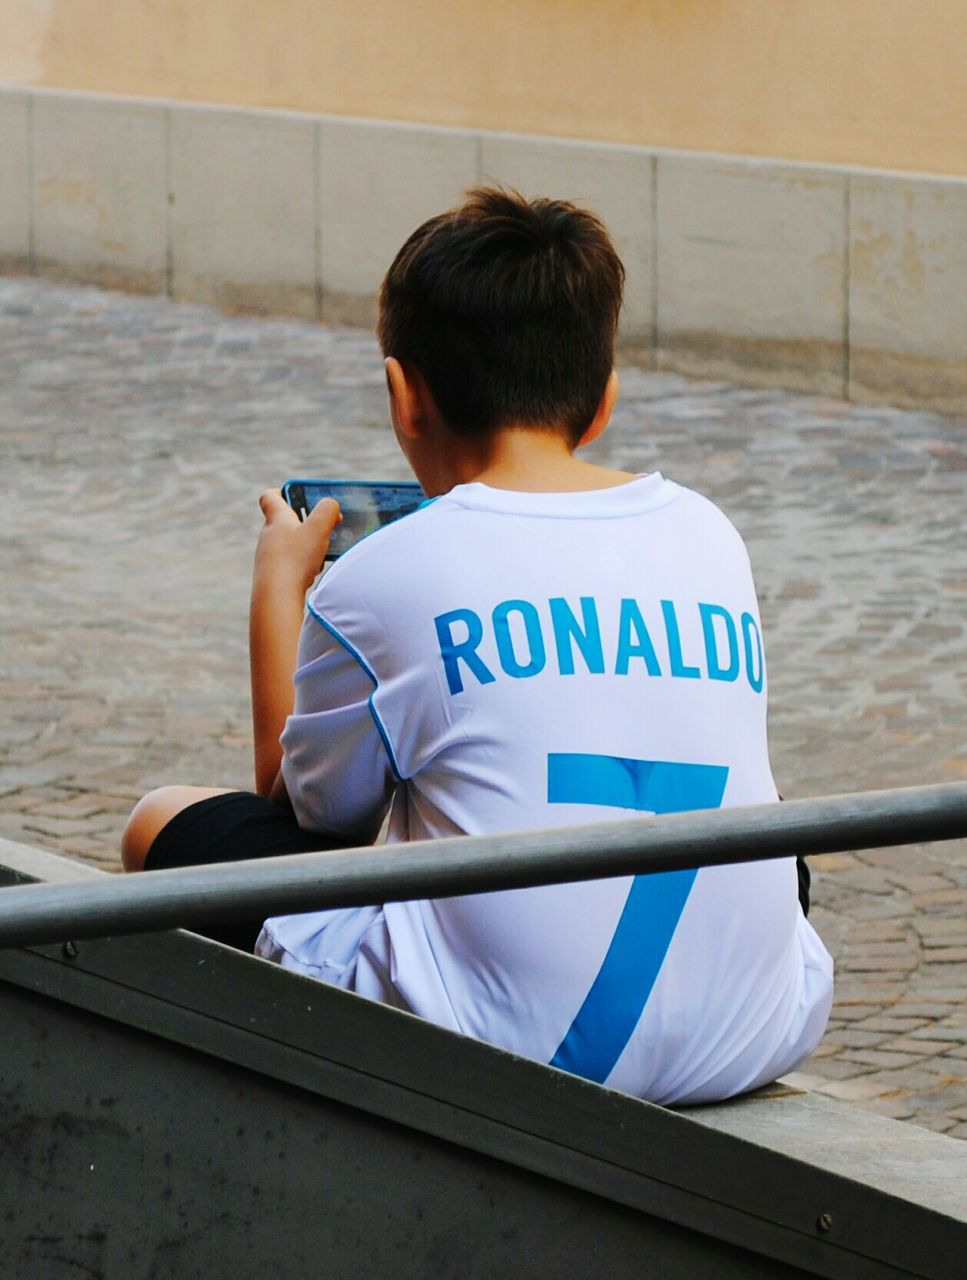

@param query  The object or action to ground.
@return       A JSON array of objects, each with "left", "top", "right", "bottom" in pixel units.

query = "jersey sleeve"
[{"left": 279, "top": 608, "right": 397, "bottom": 843}]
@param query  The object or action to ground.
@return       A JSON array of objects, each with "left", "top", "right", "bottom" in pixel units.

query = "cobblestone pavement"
[{"left": 2, "top": 277, "right": 965, "bottom": 1137}]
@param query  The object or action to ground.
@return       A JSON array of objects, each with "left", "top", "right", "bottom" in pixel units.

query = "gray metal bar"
[{"left": 0, "top": 783, "right": 965, "bottom": 949}]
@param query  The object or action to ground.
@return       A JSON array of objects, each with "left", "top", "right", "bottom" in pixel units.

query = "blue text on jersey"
[{"left": 433, "top": 597, "right": 764, "bottom": 695}]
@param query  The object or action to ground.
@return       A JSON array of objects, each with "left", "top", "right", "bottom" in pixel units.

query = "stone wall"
[{"left": 2, "top": 86, "right": 964, "bottom": 413}]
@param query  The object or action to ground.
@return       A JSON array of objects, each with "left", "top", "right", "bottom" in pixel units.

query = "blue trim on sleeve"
[{"left": 305, "top": 602, "right": 404, "bottom": 782}]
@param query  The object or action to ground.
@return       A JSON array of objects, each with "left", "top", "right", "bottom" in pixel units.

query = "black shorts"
[{"left": 145, "top": 791, "right": 345, "bottom": 952}]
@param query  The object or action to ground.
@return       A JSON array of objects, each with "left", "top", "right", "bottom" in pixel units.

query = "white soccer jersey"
[{"left": 257, "top": 475, "right": 833, "bottom": 1104}]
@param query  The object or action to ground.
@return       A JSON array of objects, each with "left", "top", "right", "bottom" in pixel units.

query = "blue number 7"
[{"left": 547, "top": 753, "right": 729, "bottom": 1084}]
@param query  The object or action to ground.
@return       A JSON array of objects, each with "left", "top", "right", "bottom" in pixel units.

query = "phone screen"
[{"left": 282, "top": 479, "right": 426, "bottom": 558}]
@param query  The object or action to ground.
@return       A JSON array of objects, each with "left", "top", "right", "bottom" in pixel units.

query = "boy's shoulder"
[
  {"left": 323, "top": 476, "right": 665, "bottom": 571},
  {"left": 327, "top": 472, "right": 702, "bottom": 565},
  {"left": 321, "top": 474, "right": 746, "bottom": 586}
]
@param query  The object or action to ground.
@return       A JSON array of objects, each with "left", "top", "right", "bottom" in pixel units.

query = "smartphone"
[{"left": 282, "top": 478, "right": 426, "bottom": 559}]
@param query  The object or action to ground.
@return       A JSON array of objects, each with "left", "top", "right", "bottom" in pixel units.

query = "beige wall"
[{"left": 1, "top": 0, "right": 965, "bottom": 176}]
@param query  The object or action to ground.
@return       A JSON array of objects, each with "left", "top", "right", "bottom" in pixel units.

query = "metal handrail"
[{"left": 0, "top": 783, "right": 965, "bottom": 949}]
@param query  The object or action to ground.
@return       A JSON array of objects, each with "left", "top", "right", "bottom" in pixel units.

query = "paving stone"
[
  {"left": 914, "top": 889, "right": 967, "bottom": 909},
  {"left": 821, "top": 1028, "right": 893, "bottom": 1050},
  {"left": 879, "top": 1037, "right": 958, "bottom": 1057},
  {"left": 810, "top": 1077, "right": 899, "bottom": 1102},
  {"left": 800, "top": 1056, "right": 879, "bottom": 1081},
  {"left": 839, "top": 1049, "right": 928, "bottom": 1070},
  {"left": 912, "top": 975, "right": 967, "bottom": 1000},
  {"left": 926, "top": 1056, "right": 967, "bottom": 1079},
  {"left": 846, "top": 937, "right": 919, "bottom": 955},
  {"left": 886, "top": 873, "right": 959, "bottom": 894},
  {"left": 916, "top": 917, "right": 967, "bottom": 939},
  {"left": 895, "top": 1003, "right": 965, "bottom": 1019},
  {"left": 840, "top": 955, "right": 918, "bottom": 972},
  {"left": 1, "top": 275, "right": 965, "bottom": 1138},
  {"left": 909, "top": 1113, "right": 958, "bottom": 1134},
  {"left": 862, "top": 850, "right": 949, "bottom": 874},
  {"left": 810, "top": 853, "right": 858, "bottom": 872},
  {"left": 862, "top": 1097, "right": 918, "bottom": 1121},
  {"left": 858, "top": 1016, "right": 931, "bottom": 1034},
  {"left": 903, "top": 1082, "right": 967, "bottom": 1109},
  {"left": 27, "top": 796, "right": 111, "bottom": 819},
  {"left": 20, "top": 814, "right": 118, "bottom": 839},
  {"left": 809, "top": 1041, "right": 844, "bottom": 1060},
  {"left": 844, "top": 903, "right": 912, "bottom": 923},
  {"left": 845, "top": 921, "right": 908, "bottom": 942},
  {"left": 829, "top": 981, "right": 914, "bottom": 1004},
  {"left": 852, "top": 1069, "right": 959, "bottom": 1098},
  {"left": 828, "top": 1003, "right": 885, "bottom": 1022}
]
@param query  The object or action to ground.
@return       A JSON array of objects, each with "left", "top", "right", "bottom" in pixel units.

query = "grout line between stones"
[
  {"left": 650, "top": 153, "right": 659, "bottom": 369},
  {"left": 843, "top": 174, "right": 852, "bottom": 400},
  {"left": 26, "top": 91, "right": 36, "bottom": 275},
  {"left": 164, "top": 105, "right": 174, "bottom": 299},
  {"left": 314, "top": 120, "right": 323, "bottom": 322}
]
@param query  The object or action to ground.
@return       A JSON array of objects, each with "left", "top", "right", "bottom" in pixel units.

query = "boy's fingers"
[
  {"left": 258, "top": 488, "right": 288, "bottom": 518},
  {"left": 258, "top": 490, "right": 341, "bottom": 533}
]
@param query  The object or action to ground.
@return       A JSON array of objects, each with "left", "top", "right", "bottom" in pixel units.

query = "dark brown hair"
[{"left": 377, "top": 187, "right": 624, "bottom": 442}]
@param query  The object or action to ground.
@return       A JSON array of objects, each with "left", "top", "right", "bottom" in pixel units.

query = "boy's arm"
[{"left": 249, "top": 489, "right": 341, "bottom": 796}]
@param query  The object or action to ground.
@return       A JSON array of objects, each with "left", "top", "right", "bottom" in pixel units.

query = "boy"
[{"left": 123, "top": 188, "right": 832, "bottom": 1104}]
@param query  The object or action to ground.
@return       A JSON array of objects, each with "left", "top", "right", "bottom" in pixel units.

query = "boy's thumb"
[{"left": 306, "top": 496, "right": 342, "bottom": 531}]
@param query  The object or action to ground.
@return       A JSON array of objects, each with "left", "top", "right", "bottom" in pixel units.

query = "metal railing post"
[{"left": 0, "top": 783, "right": 965, "bottom": 949}]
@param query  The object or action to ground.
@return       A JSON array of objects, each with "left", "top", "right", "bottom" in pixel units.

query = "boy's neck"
[
  {"left": 390, "top": 365, "right": 633, "bottom": 495},
  {"left": 443, "top": 426, "right": 637, "bottom": 495}
]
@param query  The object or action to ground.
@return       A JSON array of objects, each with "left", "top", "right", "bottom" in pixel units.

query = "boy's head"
[{"left": 378, "top": 188, "right": 624, "bottom": 446}]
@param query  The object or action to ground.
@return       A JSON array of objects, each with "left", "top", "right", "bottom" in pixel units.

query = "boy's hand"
[
  {"left": 253, "top": 488, "right": 342, "bottom": 594},
  {"left": 249, "top": 488, "right": 342, "bottom": 795}
]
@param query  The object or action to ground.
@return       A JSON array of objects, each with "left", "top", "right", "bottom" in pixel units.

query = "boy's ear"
[
  {"left": 385, "top": 357, "right": 432, "bottom": 440},
  {"left": 576, "top": 370, "right": 620, "bottom": 449}
]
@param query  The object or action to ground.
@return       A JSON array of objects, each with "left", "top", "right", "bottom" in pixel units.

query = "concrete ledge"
[
  {"left": 689, "top": 1079, "right": 967, "bottom": 1227},
  {"left": 0, "top": 836, "right": 107, "bottom": 883},
  {"left": 2, "top": 836, "right": 965, "bottom": 1277},
  {"left": 1, "top": 84, "right": 964, "bottom": 414}
]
